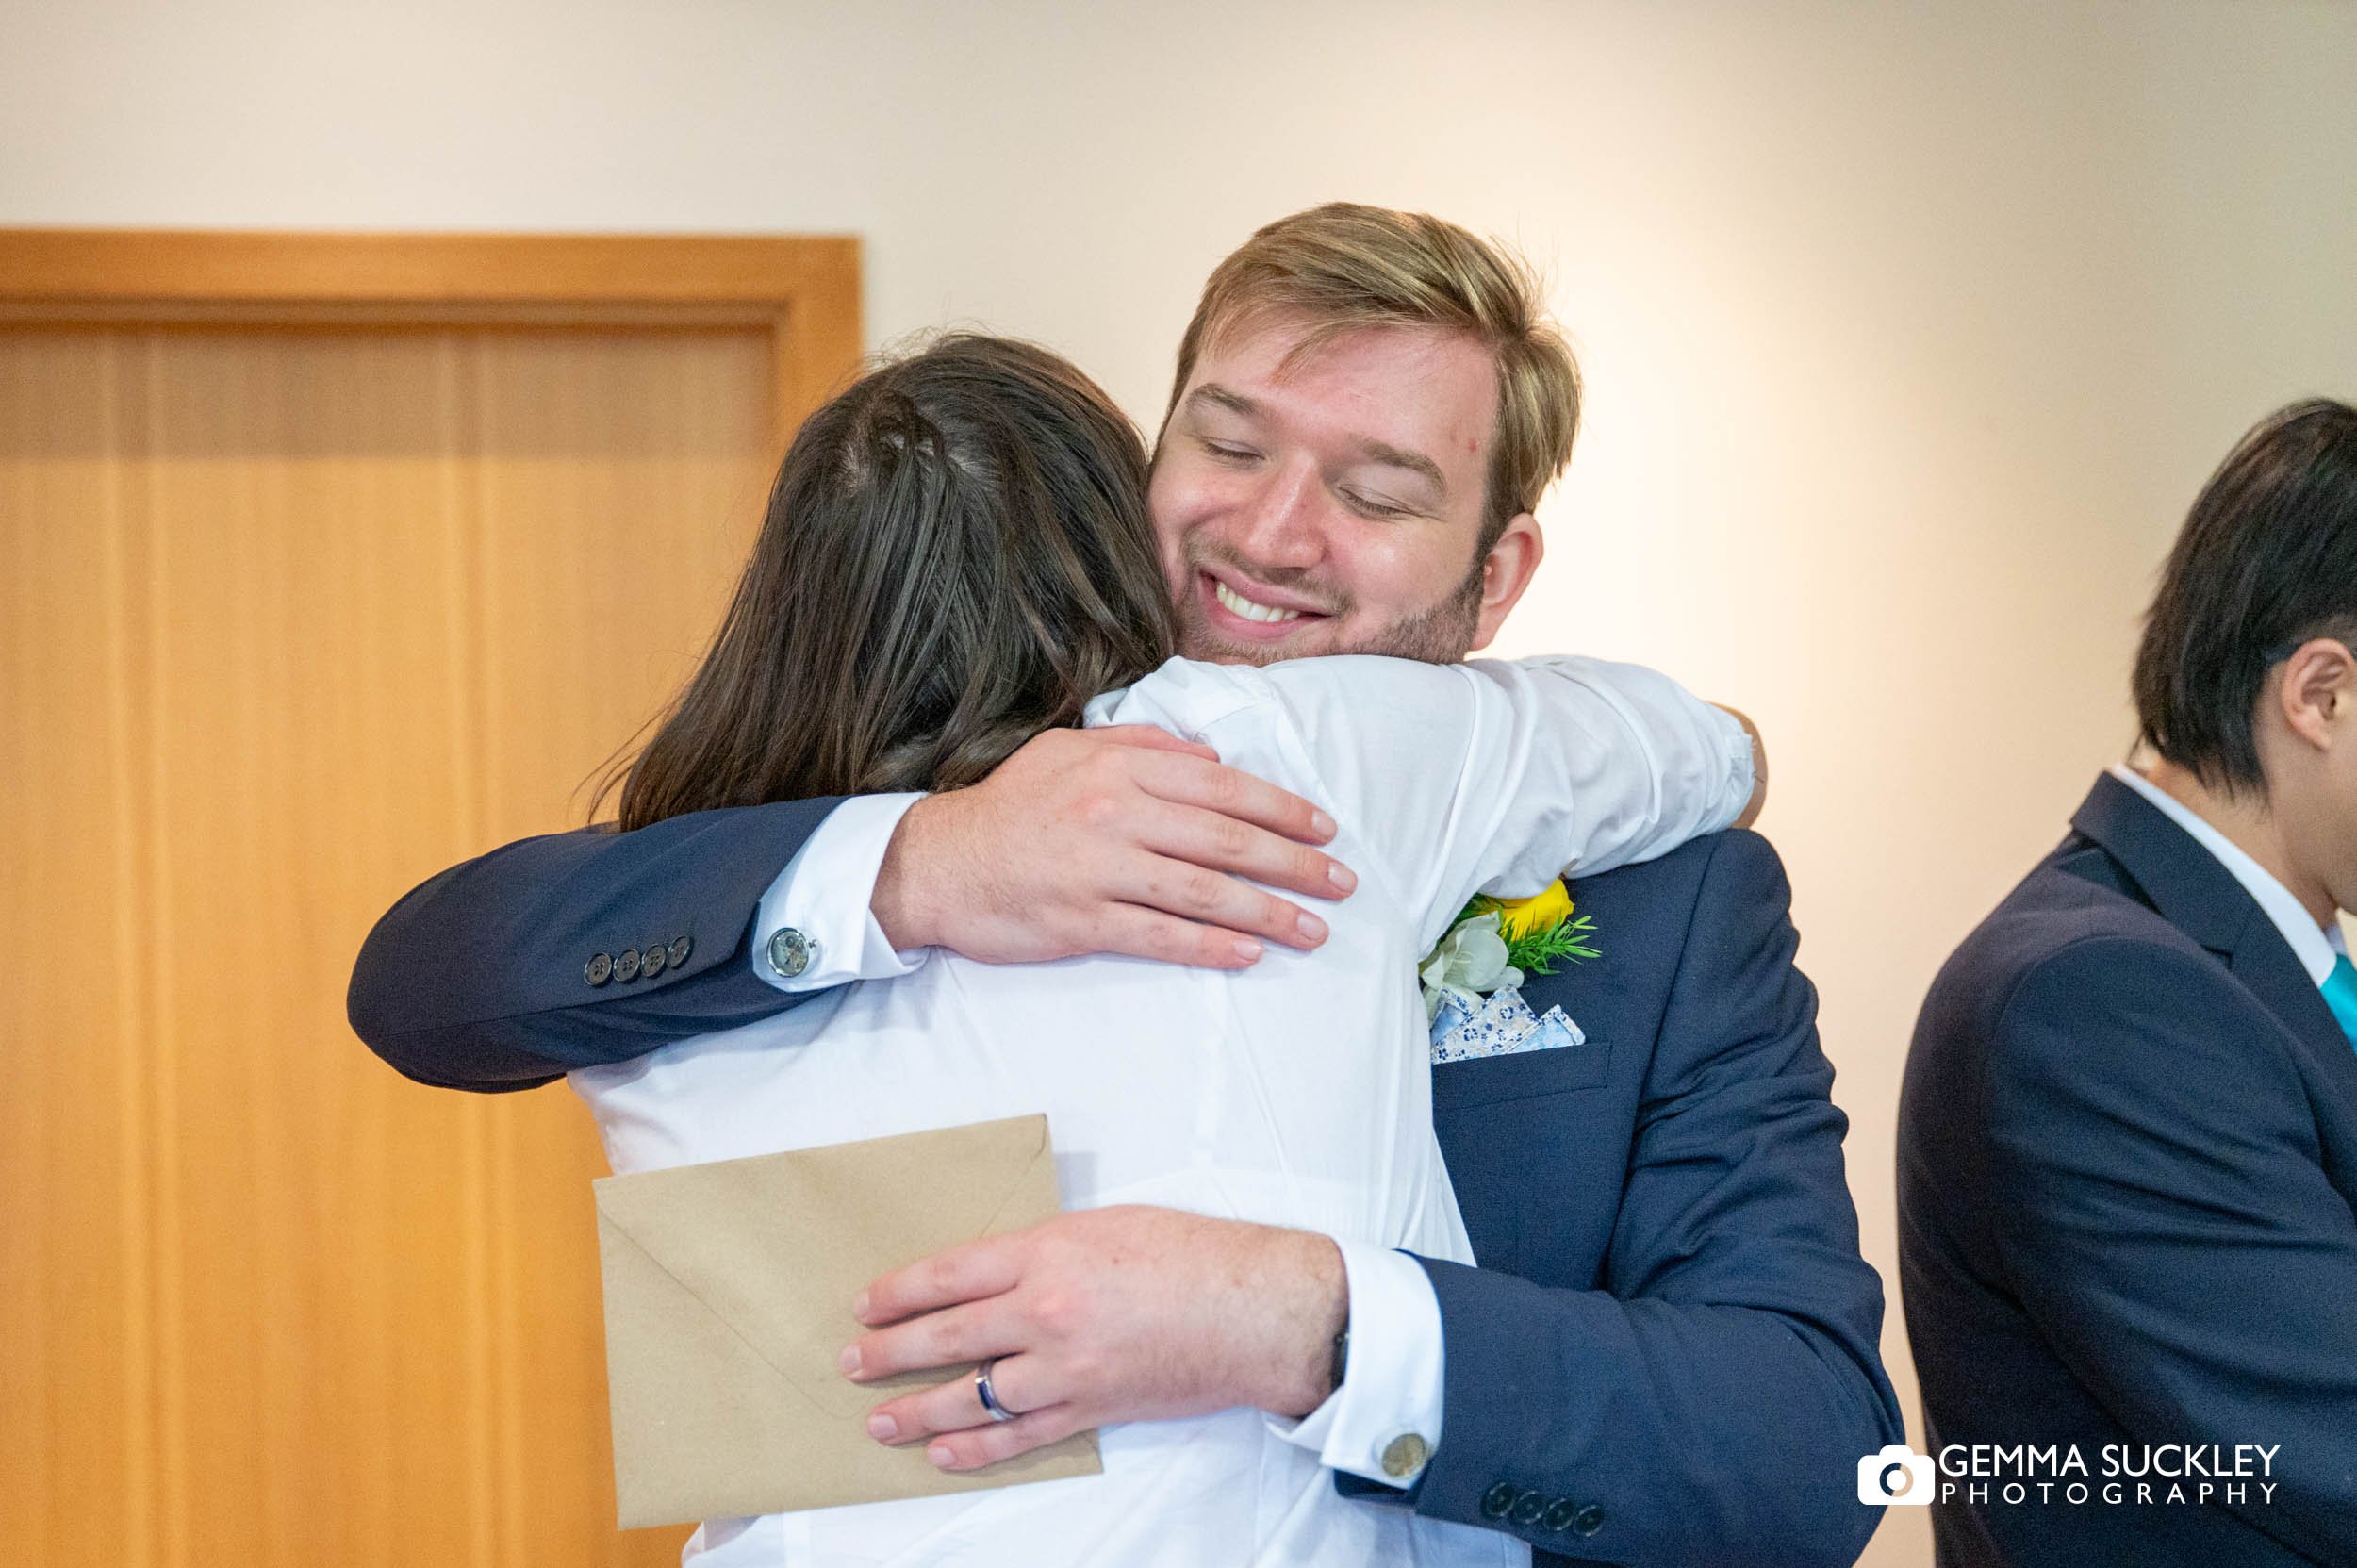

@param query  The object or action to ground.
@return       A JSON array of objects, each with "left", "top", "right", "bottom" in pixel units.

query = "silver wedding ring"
[{"left": 975, "top": 1358, "right": 1019, "bottom": 1423}]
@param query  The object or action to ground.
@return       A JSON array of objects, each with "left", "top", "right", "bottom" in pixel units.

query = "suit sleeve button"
[
  {"left": 1479, "top": 1482, "right": 1518, "bottom": 1520},
  {"left": 614, "top": 948, "right": 640, "bottom": 982},
  {"left": 767, "top": 927, "right": 816, "bottom": 980},
  {"left": 1572, "top": 1504, "right": 1605, "bottom": 1538},
  {"left": 584, "top": 952, "right": 613, "bottom": 986},
  {"left": 1508, "top": 1493, "right": 1547, "bottom": 1527},
  {"left": 640, "top": 942, "right": 667, "bottom": 978},
  {"left": 1542, "top": 1498, "right": 1579, "bottom": 1531},
  {"left": 667, "top": 935, "right": 692, "bottom": 968}
]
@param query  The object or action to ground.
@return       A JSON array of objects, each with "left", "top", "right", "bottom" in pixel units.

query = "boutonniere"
[{"left": 1418, "top": 877, "right": 1599, "bottom": 1021}]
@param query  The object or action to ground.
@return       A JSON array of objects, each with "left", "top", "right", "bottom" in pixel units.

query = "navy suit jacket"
[
  {"left": 353, "top": 813, "right": 1899, "bottom": 1566},
  {"left": 1899, "top": 774, "right": 2357, "bottom": 1566}
]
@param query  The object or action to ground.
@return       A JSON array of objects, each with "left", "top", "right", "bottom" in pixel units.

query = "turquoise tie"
[{"left": 2324, "top": 955, "right": 2357, "bottom": 1054}]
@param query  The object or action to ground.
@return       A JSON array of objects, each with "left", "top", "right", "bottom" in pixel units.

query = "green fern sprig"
[
  {"left": 1452, "top": 895, "right": 1601, "bottom": 976},
  {"left": 1506, "top": 914, "right": 1599, "bottom": 975}
]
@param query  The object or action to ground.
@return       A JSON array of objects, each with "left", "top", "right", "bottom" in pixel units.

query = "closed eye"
[
  {"left": 1200, "top": 438, "right": 1261, "bottom": 464},
  {"left": 1342, "top": 490, "right": 1411, "bottom": 520}
]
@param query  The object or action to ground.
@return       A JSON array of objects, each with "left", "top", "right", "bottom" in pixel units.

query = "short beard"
[
  {"left": 1340, "top": 564, "right": 1485, "bottom": 664},
  {"left": 1177, "top": 554, "right": 1485, "bottom": 668}
]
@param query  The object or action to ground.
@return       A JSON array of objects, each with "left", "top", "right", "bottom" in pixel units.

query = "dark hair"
[
  {"left": 605, "top": 334, "right": 1176, "bottom": 829},
  {"left": 2133, "top": 397, "right": 2357, "bottom": 794}
]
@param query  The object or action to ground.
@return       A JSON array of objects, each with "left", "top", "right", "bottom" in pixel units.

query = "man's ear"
[
  {"left": 2276, "top": 636, "right": 2357, "bottom": 749},
  {"left": 1469, "top": 512, "right": 1543, "bottom": 652}
]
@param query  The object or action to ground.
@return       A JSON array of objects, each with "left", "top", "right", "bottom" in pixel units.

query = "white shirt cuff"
[
  {"left": 1266, "top": 1239, "right": 1446, "bottom": 1488},
  {"left": 1713, "top": 707, "right": 1758, "bottom": 833},
  {"left": 750, "top": 792, "right": 929, "bottom": 991}
]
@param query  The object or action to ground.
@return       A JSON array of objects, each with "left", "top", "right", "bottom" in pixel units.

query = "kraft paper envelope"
[{"left": 593, "top": 1114, "right": 1101, "bottom": 1528}]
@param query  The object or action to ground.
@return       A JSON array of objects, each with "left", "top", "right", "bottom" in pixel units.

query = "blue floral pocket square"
[{"left": 1430, "top": 986, "right": 1587, "bottom": 1065}]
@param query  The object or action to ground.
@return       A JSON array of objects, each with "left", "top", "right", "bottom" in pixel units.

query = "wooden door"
[{"left": 0, "top": 232, "right": 861, "bottom": 1568}]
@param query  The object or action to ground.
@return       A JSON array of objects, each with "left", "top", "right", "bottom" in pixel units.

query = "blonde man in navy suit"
[{"left": 355, "top": 206, "right": 1900, "bottom": 1566}]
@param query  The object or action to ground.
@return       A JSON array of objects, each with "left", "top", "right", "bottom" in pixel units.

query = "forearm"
[
  {"left": 867, "top": 793, "right": 949, "bottom": 950},
  {"left": 1271, "top": 1241, "right": 1448, "bottom": 1489},
  {"left": 1247, "top": 1228, "right": 1352, "bottom": 1418},
  {"left": 1461, "top": 657, "right": 1760, "bottom": 898},
  {"left": 360, "top": 970, "right": 801, "bottom": 1089},
  {"left": 347, "top": 797, "right": 845, "bottom": 1089}
]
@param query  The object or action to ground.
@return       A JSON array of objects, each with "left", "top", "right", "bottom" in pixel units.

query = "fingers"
[
  {"left": 1134, "top": 750, "right": 1341, "bottom": 852},
  {"left": 939, "top": 722, "right": 1357, "bottom": 970},
  {"left": 1082, "top": 724, "right": 1222, "bottom": 764},
  {"left": 1068, "top": 840, "right": 1347, "bottom": 966},
  {"left": 1118, "top": 848, "right": 1329, "bottom": 953},
  {"left": 1089, "top": 902, "right": 1269, "bottom": 969},
  {"left": 845, "top": 1296, "right": 1028, "bottom": 1382},
  {"left": 1133, "top": 799, "right": 1359, "bottom": 906},
  {"left": 926, "top": 1402, "right": 1092, "bottom": 1472},
  {"left": 864, "top": 1354, "right": 1051, "bottom": 1447},
  {"left": 854, "top": 1236, "right": 1023, "bottom": 1329}
]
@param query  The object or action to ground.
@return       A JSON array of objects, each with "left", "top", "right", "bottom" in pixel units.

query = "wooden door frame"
[{"left": 0, "top": 228, "right": 863, "bottom": 449}]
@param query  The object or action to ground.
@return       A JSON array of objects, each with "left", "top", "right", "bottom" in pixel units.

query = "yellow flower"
[{"left": 1489, "top": 879, "right": 1574, "bottom": 942}]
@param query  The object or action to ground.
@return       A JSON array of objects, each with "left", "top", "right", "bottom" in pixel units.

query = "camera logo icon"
[{"left": 1857, "top": 1444, "right": 1935, "bottom": 1506}]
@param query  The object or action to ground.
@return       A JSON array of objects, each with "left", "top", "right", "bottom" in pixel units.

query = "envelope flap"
[{"left": 593, "top": 1114, "right": 1059, "bottom": 1405}]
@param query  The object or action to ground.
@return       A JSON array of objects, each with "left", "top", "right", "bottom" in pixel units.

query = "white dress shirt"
[
  {"left": 2107, "top": 765, "right": 2349, "bottom": 982},
  {"left": 572, "top": 653, "right": 1754, "bottom": 1568}
]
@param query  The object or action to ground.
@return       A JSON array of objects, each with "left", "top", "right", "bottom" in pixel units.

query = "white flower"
[{"left": 1419, "top": 911, "right": 1524, "bottom": 1022}]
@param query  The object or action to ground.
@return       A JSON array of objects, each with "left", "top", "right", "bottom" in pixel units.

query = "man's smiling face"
[{"left": 1149, "top": 314, "right": 1541, "bottom": 667}]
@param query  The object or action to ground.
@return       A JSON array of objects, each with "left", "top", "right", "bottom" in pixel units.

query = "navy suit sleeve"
[
  {"left": 1400, "top": 832, "right": 1901, "bottom": 1566},
  {"left": 347, "top": 798, "right": 847, "bottom": 1092},
  {"left": 1983, "top": 939, "right": 2357, "bottom": 1563}
]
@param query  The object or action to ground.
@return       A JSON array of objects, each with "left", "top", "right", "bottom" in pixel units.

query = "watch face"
[{"left": 768, "top": 926, "right": 815, "bottom": 978}]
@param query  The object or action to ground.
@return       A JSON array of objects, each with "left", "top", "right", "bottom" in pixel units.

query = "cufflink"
[
  {"left": 767, "top": 927, "right": 816, "bottom": 980},
  {"left": 1379, "top": 1431, "right": 1430, "bottom": 1479}
]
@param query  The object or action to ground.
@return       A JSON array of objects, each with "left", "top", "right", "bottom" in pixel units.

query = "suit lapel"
[{"left": 2070, "top": 773, "right": 2357, "bottom": 1107}]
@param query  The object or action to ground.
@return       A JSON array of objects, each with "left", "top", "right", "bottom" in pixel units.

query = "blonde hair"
[{"left": 1166, "top": 202, "right": 1581, "bottom": 548}]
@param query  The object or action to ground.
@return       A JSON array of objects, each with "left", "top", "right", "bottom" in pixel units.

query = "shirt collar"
[{"left": 2107, "top": 764, "right": 2345, "bottom": 987}]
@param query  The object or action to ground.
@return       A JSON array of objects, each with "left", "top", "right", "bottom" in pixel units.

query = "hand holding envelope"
[{"left": 593, "top": 1114, "right": 1101, "bottom": 1528}]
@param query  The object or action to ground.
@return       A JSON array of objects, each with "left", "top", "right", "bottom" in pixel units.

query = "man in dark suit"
[
  {"left": 352, "top": 204, "right": 1900, "bottom": 1565},
  {"left": 1899, "top": 399, "right": 2357, "bottom": 1566}
]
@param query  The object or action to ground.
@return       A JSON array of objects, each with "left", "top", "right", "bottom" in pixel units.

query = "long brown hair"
[{"left": 606, "top": 335, "right": 1177, "bottom": 829}]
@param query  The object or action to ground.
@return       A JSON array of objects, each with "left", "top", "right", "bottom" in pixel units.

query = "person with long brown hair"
[
  {"left": 569, "top": 330, "right": 1758, "bottom": 1567},
  {"left": 606, "top": 335, "right": 1176, "bottom": 825}
]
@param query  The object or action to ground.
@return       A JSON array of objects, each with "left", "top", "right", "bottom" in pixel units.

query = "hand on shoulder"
[{"left": 869, "top": 723, "right": 1357, "bottom": 967}]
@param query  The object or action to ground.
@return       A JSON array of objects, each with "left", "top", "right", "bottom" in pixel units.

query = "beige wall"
[{"left": 7, "top": 3, "right": 2354, "bottom": 1562}]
